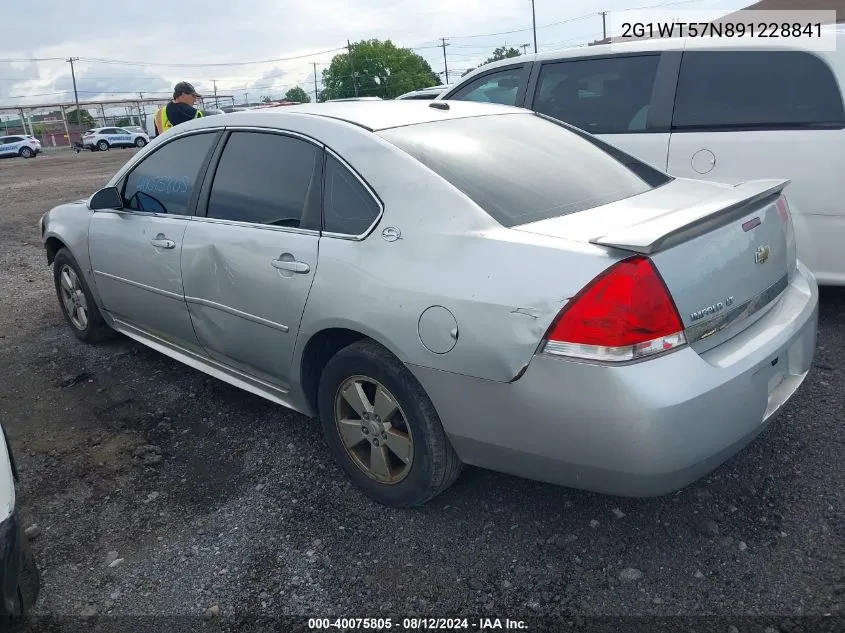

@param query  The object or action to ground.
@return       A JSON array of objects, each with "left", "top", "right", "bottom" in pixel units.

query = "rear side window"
[
  {"left": 672, "top": 50, "right": 845, "bottom": 129},
  {"left": 206, "top": 131, "right": 320, "bottom": 227},
  {"left": 533, "top": 55, "right": 660, "bottom": 134},
  {"left": 123, "top": 132, "right": 217, "bottom": 215},
  {"left": 378, "top": 113, "right": 670, "bottom": 227},
  {"left": 323, "top": 155, "right": 381, "bottom": 235},
  {"left": 447, "top": 66, "right": 527, "bottom": 106}
]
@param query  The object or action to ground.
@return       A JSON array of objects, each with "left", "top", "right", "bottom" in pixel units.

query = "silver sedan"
[{"left": 40, "top": 101, "right": 819, "bottom": 507}]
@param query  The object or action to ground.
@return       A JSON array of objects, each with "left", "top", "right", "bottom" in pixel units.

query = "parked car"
[
  {"left": 439, "top": 28, "right": 845, "bottom": 286},
  {"left": 82, "top": 127, "right": 149, "bottom": 151},
  {"left": 395, "top": 85, "right": 451, "bottom": 100},
  {"left": 0, "top": 425, "right": 40, "bottom": 622},
  {"left": 0, "top": 135, "right": 40, "bottom": 159},
  {"left": 40, "top": 101, "right": 818, "bottom": 507}
]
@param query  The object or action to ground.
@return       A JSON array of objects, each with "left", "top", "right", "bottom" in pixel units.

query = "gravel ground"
[{"left": 1, "top": 151, "right": 844, "bottom": 632}]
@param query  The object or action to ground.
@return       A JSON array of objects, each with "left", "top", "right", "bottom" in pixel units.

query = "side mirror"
[{"left": 89, "top": 186, "right": 123, "bottom": 211}]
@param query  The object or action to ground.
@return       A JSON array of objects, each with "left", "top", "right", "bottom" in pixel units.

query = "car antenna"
[{"left": 429, "top": 102, "right": 449, "bottom": 110}]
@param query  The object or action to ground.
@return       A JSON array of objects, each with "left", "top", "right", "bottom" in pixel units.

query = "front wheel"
[
  {"left": 52, "top": 248, "right": 115, "bottom": 343},
  {"left": 318, "top": 340, "right": 462, "bottom": 507},
  {"left": 19, "top": 147, "right": 33, "bottom": 159},
  {"left": 134, "top": 137, "right": 147, "bottom": 148},
  {"left": 96, "top": 140, "right": 109, "bottom": 152}
]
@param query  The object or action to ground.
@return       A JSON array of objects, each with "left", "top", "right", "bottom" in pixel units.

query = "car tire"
[
  {"left": 134, "top": 137, "right": 147, "bottom": 148},
  {"left": 18, "top": 148, "right": 33, "bottom": 159},
  {"left": 96, "top": 140, "right": 109, "bottom": 151},
  {"left": 317, "top": 340, "right": 462, "bottom": 507},
  {"left": 52, "top": 248, "right": 115, "bottom": 344}
]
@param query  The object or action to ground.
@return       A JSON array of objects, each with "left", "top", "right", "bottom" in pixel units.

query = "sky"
[{"left": 0, "top": 0, "right": 749, "bottom": 115}]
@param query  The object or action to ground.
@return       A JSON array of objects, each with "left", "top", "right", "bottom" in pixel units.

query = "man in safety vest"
[{"left": 153, "top": 81, "right": 205, "bottom": 136}]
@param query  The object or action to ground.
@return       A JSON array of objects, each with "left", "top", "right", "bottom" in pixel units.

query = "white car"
[
  {"left": 82, "top": 127, "right": 149, "bottom": 152},
  {"left": 439, "top": 27, "right": 845, "bottom": 286},
  {"left": 0, "top": 135, "right": 41, "bottom": 159},
  {"left": 395, "top": 85, "right": 451, "bottom": 100},
  {"left": 0, "top": 425, "right": 40, "bottom": 619}
]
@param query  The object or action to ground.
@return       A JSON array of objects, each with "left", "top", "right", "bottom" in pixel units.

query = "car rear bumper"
[{"left": 409, "top": 261, "right": 819, "bottom": 497}]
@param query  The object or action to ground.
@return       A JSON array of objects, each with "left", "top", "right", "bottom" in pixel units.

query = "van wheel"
[
  {"left": 96, "top": 140, "right": 109, "bottom": 151},
  {"left": 53, "top": 248, "right": 115, "bottom": 343},
  {"left": 318, "top": 340, "right": 462, "bottom": 507}
]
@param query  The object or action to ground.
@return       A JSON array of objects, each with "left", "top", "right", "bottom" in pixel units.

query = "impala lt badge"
[
  {"left": 755, "top": 245, "right": 771, "bottom": 264},
  {"left": 690, "top": 295, "right": 735, "bottom": 322}
]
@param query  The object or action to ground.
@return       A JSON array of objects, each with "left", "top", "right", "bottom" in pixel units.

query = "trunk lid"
[{"left": 514, "top": 178, "right": 796, "bottom": 352}]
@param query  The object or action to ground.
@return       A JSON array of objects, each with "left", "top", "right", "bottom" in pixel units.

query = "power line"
[
  {"left": 76, "top": 47, "right": 346, "bottom": 68},
  {"left": 439, "top": 38, "right": 451, "bottom": 84}
]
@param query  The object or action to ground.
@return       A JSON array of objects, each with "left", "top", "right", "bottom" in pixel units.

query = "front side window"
[
  {"left": 206, "top": 132, "right": 320, "bottom": 227},
  {"left": 323, "top": 155, "right": 381, "bottom": 235},
  {"left": 533, "top": 55, "right": 660, "bottom": 134},
  {"left": 378, "top": 113, "right": 670, "bottom": 228},
  {"left": 672, "top": 50, "right": 845, "bottom": 129},
  {"left": 122, "top": 132, "right": 217, "bottom": 215},
  {"left": 448, "top": 66, "right": 527, "bottom": 106}
]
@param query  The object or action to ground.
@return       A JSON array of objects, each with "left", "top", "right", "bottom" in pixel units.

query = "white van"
[{"left": 439, "top": 28, "right": 845, "bottom": 285}]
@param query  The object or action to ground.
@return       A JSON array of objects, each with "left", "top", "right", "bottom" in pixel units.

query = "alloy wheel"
[
  {"left": 333, "top": 376, "right": 414, "bottom": 484},
  {"left": 58, "top": 265, "right": 88, "bottom": 330}
]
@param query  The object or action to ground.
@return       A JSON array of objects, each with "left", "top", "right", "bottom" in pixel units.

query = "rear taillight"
[{"left": 542, "top": 256, "right": 687, "bottom": 363}]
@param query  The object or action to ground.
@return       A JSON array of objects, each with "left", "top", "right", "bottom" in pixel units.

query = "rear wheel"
[
  {"left": 134, "top": 137, "right": 147, "bottom": 148},
  {"left": 96, "top": 140, "right": 109, "bottom": 152},
  {"left": 318, "top": 340, "right": 462, "bottom": 507},
  {"left": 53, "top": 248, "right": 114, "bottom": 343},
  {"left": 18, "top": 147, "right": 33, "bottom": 159}
]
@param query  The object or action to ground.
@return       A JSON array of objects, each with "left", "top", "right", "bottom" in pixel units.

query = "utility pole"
[
  {"left": 530, "top": 0, "right": 538, "bottom": 53},
  {"left": 439, "top": 38, "right": 451, "bottom": 84},
  {"left": 599, "top": 11, "right": 609, "bottom": 40},
  {"left": 244, "top": 90, "right": 249, "bottom": 105},
  {"left": 313, "top": 63, "right": 319, "bottom": 102},
  {"left": 521, "top": 43, "right": 530, "bottom": 55},
  {"left": 347, "top": 39, "right": 359, "bottom": 97},
  {"left": 66, "top": 57, "right": 81, "bottom": 134},
  {"left": 211, "top": 80, "right": 219, "bottom": 108}
]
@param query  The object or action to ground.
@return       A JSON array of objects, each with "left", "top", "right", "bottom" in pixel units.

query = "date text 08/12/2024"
[{"left": 308, "top": 618, "right": 528, "bottom": 630}]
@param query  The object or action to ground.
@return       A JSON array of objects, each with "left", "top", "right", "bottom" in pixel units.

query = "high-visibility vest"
[{"left": 154, "top": 105, "right": 203, "bottom": 135}]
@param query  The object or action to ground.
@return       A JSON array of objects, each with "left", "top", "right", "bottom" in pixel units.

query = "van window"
[
  {"left": 532, "top": 55, "right": 660, "bottom": 134},
  {"left": 378, "top": 113, "right": 670, "bottom": 228},
  {"left": 672, "top": 50, "right": 845, "bottom": 129}
]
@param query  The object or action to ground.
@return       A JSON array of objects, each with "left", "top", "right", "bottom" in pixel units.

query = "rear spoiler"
[{"left": 590, "top": 179, "right": 790, "bottom": 255}]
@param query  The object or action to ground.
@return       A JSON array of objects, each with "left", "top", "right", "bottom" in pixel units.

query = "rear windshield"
[{"left": 377, "top": 113, "right": 671, "bottom": 227}]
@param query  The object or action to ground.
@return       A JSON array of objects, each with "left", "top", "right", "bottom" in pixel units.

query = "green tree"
[
  {"left": 66, "top": 109, "right": 95, "bottom": 126},
  {"left": 261, "top": 95, "right": 273, "bottom": 103},
  {"left": 321, "top": 39, "right": 439, "bottom": 100},
  {"left": 480, "top": 46, "right": 522, "bottom": 67},
  {"left": 117, "top": 117, "right": 132, "bottom": 127},
  {"left": 284, "top": 86, "right": 311, "bottom": 103}
]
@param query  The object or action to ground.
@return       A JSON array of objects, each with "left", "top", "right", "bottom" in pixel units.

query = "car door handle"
[
  {"left": 150, "top": 237, "right": 176, "bottom": 249},
  {"left": 271, "top": 259, "right": 310, "bottom": 274}
]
